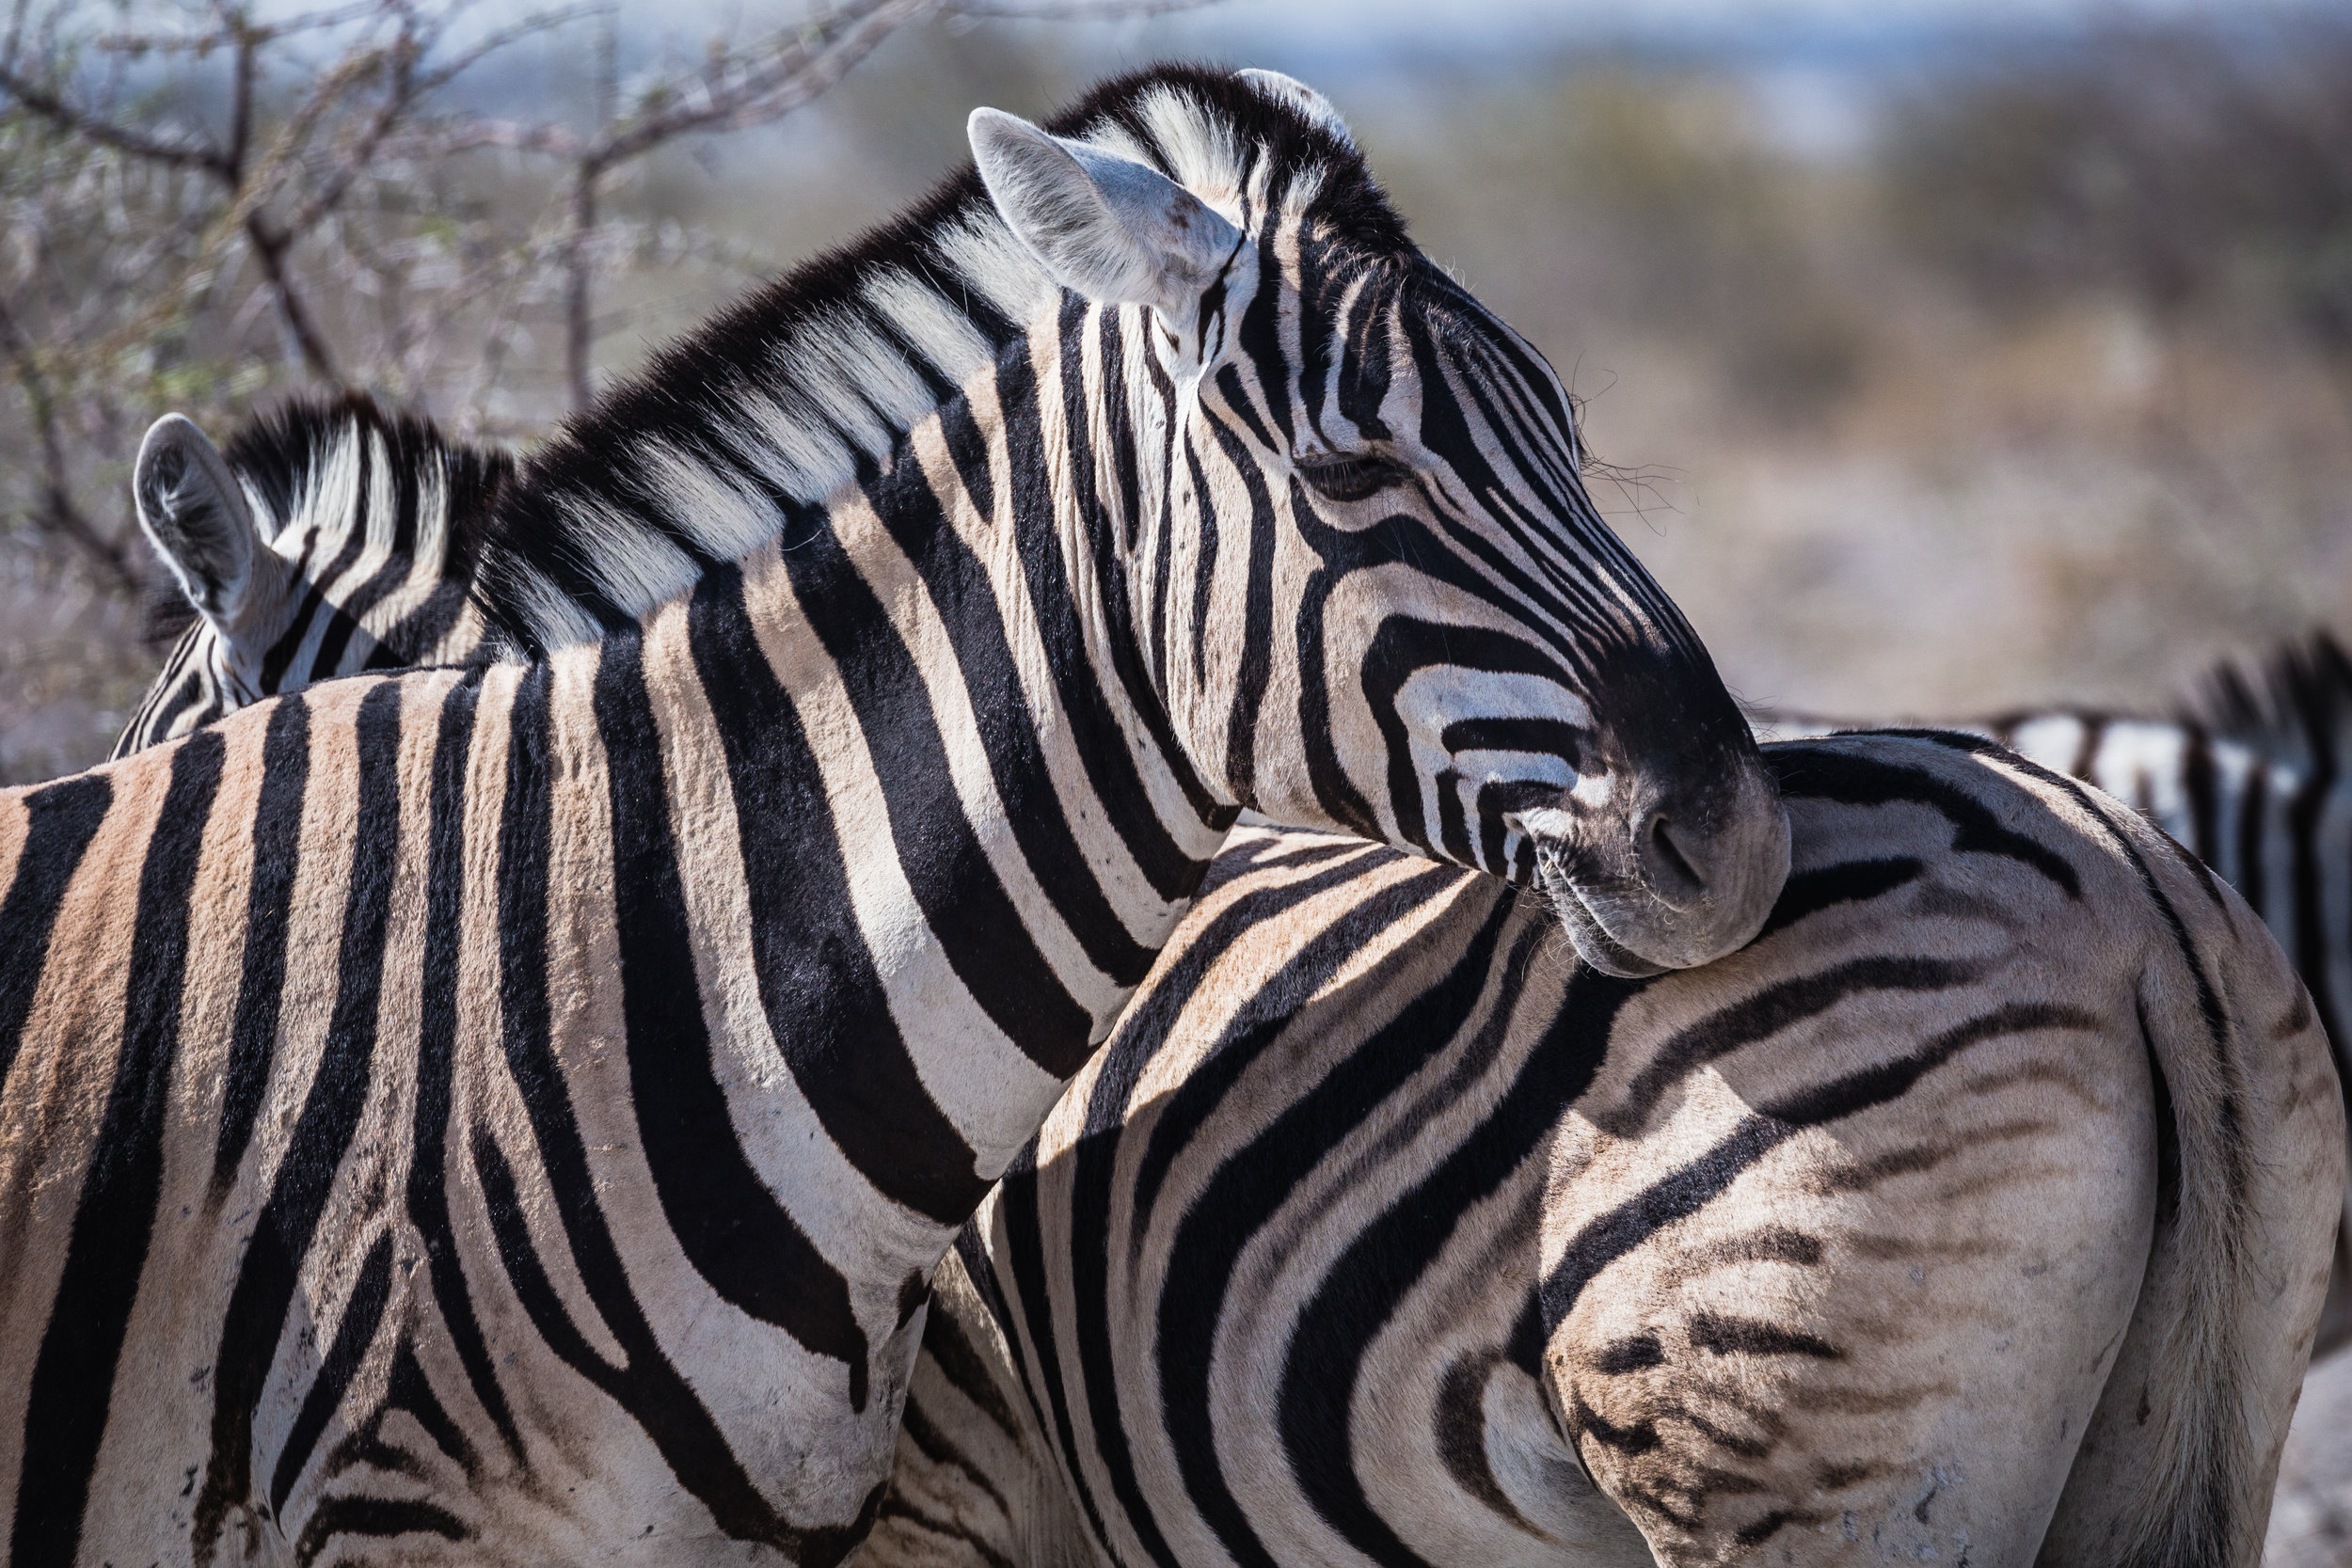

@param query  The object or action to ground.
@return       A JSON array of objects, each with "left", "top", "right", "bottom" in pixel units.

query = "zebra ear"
[
  {"left": 969, "top": 107, "right": 1242, "bottom": 331},
  {"left": 135, "top": 413, "right": 261, "bottom": 629},
  {"left": 1237, "top": 70, "right": 1355, "bottom": 148}
]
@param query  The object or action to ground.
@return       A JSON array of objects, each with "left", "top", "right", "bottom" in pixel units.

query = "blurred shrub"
[{"left": 1884, "top": 18, "right": 2352, "bottom": 345}]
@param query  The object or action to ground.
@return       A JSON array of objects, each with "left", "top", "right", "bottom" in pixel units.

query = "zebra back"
[{"left": 1757, "top": 637, "right": 2352, "bottom": 1164}]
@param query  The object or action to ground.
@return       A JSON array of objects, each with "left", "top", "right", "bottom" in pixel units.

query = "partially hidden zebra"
[
  {"left": 0, "top": 65, "right": 1795, "bottom": 1568},
  {"left": 866, "top": 732, "right": 2344, "bottom": 1568},
  {"left": 115, "top": 394, "right": 509, "bottom": 756}
]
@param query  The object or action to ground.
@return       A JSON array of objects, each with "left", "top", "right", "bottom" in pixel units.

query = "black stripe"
[
  {"left": 292, "top": 1495, "right": 467, "bottom": 1568},
  {"left": 1098, "top": 311, "right": 1148, "bottom": 552},
  {"left": 1003, "top": 337, "right": 1220, "bottom": 900},
  {"left": 1542, "top": 1117, "right": 1795, "bottom": 1343},
  {"left": 112, "top": 630, "right": 198, "bottom": 757},
  {"left": 2237, "top": 762, "right": 2270, "bottom": 914},
  {"left": 772, "top": 480, "right": 1098, "bottom": 1071},
  {"left": 677, "top": 568, "right": 987, "bottom": 1226},
  {"left": 13, "top": 731, "right": 222, "bottom": 1568},
  {"left": 195, "top": 681, "right": 405, "bottom": 1559},
  {"left": 1205, "top": 415, "right": 1279, "bottom": 808},
  {"left": 1762, "top": 738, "right": 2083, "bottom": 897},
  {"left": 2072, "top": 715, "right": 2106, "bottom": 782},
  {"left": 916, "top": 1290, "right": 1022, "bottom": 1446},
  {"left": 213, "top": 695, "right": 312, "bottom": 1197},
  {"left": 898, "top": 1394, "right": 1013, "bottom": 1517},
  {"left": 1754, "top": 857, "right": 1924, "bottom": 942},
  {"left": 1110, "top": 865, "right": 1492, "bottom": 1568},
  {"left": 988, "top": 845, "right": 1406, "bottom": 1568},
  {"left": 2183, "top": 726, "right": 2219, "bottom": 865},
  {"left": 263, "top": 429, "right": 378, "bottom": 689},
  {"left": 862, "top": 405, "right": 1155, "bottom": 989},
  {"left": 1233, "top": 220, "right": 1294, "bottom": 447},
  {"left": 404, "top": 668, "right": 518, "bottom": 1459},
  {"left": 120, "top": 657, "right": 208, "bottom": 755},
  {"left": 1544, "top": 999, "right": 2102, "bottom": 1386},
  {"left": 1184, "top": 442, "right": 1218, "bottom": 691},
  {"left": 1602, "top": 956, "right": 1984, "bottom": 1135},
  {"left": 1759, "top": 1001, "right": 2101, "bottom": 1128},
  {"left": 0, "top": 773, "right": 112, "bottom": 1093},
  {"left": 1057, "top": 298, "right": 1231, "bottom": 835},
  {"left": 874, "top": 1494, "right": 1018, "bottom": 1568},
  {"left": 270, "top": 1230, "right": 397, "bottom": 1513},
  {"left": 1358, "top": 620, "right": 1580, "bottom": 858},
  {"left": 2281, "top": 745, "right": 2339, "bottom": 1089},
  {"left": 1281, "top": 937, "right": 1636, "bottom": 1568},
  {"left": 1951, "top": 736, "right": 2253, "bottom": 1202},
  {"left": 347, "top": 1338, "right": 477, "bottom": 1481},
  {"left": 594, "top": 616, "right": 870, "bottom": 1384},
  {"left": 1397, "top": 301, "right": 1648, "bottom": 655}
]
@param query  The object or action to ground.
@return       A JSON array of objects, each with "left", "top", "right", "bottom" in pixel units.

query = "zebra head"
[
  {"left": 971, "top": 71, "right": 1788, "bottom": 974},
  {"left": 115, "top": 396, "right": 510, "bottom": 757}
]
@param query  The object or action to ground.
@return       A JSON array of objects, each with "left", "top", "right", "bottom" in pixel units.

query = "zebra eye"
[{"left": 1296, "top": 453, "right": 1402, "bottom": 503}]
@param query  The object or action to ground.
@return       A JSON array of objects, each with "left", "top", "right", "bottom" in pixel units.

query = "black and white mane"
[{"left": 471, "top": 64, "right": 1401, "bottom": 655}]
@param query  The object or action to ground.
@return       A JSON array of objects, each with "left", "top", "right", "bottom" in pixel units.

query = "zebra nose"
[{"left": 1634, "top": 806, "right": 1708, "bottom": 910}]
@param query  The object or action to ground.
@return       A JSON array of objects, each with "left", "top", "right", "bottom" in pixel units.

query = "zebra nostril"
[{"left": 1637, "top": 811, "right": 1708, "bottom": 907}]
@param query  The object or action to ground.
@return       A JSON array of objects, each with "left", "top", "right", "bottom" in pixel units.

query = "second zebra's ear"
[
  {"left": 969, "top": 107, "right": 1243, "bottom": 334},
  {"left": 135, "top": 413, "right": 262, "bottom": 630}
]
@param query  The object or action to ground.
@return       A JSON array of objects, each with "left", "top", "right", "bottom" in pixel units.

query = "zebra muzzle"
[{"left": 1512, "top": 764, "right": 1790, "bottom": 976}]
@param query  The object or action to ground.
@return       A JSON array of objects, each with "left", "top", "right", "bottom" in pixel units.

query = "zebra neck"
[{"left": 587, "top": 342, "right": 1233, "bottom": 1280}]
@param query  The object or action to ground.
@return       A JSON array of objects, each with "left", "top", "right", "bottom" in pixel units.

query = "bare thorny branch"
[{"left": 0, "top": 291, "right": 143, "bottom": 597}]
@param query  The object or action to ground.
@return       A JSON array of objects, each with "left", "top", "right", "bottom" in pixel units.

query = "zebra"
[
  {"left": 104, "top": 82, "right": 2352, "bottom": 1568},
  {"left": 115, "top": 394, "right": 509, "bottom": 756},
  {"left": 0, "top": 64, "right": 1793, "bottom": 1568},
  {"left": 865, "top": 731, "right": 2344, "bottom": 1568},
  {"left": 116, "top": 414, "right": 2352, "bottom": 1366}
]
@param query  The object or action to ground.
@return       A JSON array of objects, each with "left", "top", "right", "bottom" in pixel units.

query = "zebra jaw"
[
  {"left": 1522, "top": 832, "right": 1672, "bottom": 979},
  {"left": 1509, "top": 793, "right": 1789, "bottom": 977}
]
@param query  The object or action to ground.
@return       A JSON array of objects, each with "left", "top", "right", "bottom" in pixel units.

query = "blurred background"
[{"left": 5, "top": 0, "right": 2351, "bottom": 781}]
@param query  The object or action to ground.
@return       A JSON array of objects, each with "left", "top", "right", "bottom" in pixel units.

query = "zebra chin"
[{"left": 1510, "top": 761, "right": 1791, "bottom": 976}]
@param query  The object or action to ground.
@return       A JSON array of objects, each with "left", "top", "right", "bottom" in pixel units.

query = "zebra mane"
[
  {"left": 230, "top": 392, "right": 511, "bottom": 570},
  {"left": 472, "top": 62, "right": 1405, "bottom": 657},
  {"left": 2182, "top": 631, "right": 2352, "bottom": 772}
]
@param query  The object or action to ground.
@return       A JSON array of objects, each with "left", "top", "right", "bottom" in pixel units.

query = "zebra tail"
[{"left": 2043, "top": 812, "right": 2344, "bottom": 1568}]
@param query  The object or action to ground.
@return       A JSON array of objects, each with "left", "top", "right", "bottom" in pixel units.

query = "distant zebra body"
[
  {"left": 868, "top": 733, "right": 2344, "bottom": 1568},
  {"left": 116, "top": 396, "right": 509, "bottom": 756},
  {"left": 0, "top": 66, "right": 1790, "bottom": 1568}
]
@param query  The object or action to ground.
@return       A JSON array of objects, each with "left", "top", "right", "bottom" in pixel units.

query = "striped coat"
[
  {"left": 870, "top": 732, "right": 2344, "bottom": 1568},
  {"left": 0, "top": 65, "right": 1788, "bottom": 1568}
]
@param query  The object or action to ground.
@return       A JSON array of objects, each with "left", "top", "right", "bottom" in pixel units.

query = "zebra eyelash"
[{"left": 1295, "top": 452, "right": 1401, "bottom": 502}]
